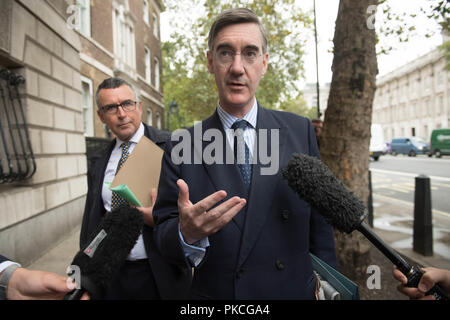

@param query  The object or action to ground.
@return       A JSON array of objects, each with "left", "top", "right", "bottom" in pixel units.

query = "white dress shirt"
[
  {"left": 102, "top": 123, "right": 147, "bottom": 261},
  {"left": 180, "top": 100, "right": 259, "bottom": 267}
]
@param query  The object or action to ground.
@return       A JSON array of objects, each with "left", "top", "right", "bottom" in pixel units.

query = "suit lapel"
[
  {"left": 201, "top": 112, "right": 248, "bottom": 230},
  {"left": 237, "top": 106, "right": 287, "bottom": 267}
]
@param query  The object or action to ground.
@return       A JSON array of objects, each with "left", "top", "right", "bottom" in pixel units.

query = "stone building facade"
[
  {"left": 373, "top": 44, "right": 450, "bottom": 142},
  {"left": 0, "top": 0, "right": 85, "bottom": 265},
  {"left": 0, "top": 0, "right": 165, "bottom": 267}
]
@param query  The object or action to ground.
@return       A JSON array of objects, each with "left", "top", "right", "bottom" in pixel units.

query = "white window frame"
[
  {"left": 112, "top": 2, "right": 136, "bottom": 69},
  {"left": 143, "top": 0, "right": 149, "bottom": 25},
  {"left": 81, "top": 76, "right": 94, "bottom": 137},
  {"left": 147, "top": 108, "right": 153, "bottom": 126},
  {"left": 154, "top": 57, "right": 160, "bottom": 91},
  {"left": 77, "top": 0, "right": 91, "bottom": 37},
  {"left": 156, "top": 112, "right": 161, "bottom": 129},
  {"left": 145, "top": 46, "right": 151, "bottom": 84},
  {"left": 153, "top": 12, "right": 159, "bottom": 39}
]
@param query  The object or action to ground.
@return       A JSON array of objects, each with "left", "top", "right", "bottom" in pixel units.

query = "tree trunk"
[{"left": 320, "top": 0, "right": 378, "bottom": 280}]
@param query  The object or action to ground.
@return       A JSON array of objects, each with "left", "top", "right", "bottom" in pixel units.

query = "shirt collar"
[
  {"left": 114, "top": 122, "right": 144, "bottom": 149},
  {"left": 217, "top": 99, "right": 258, "bottom": 130}
]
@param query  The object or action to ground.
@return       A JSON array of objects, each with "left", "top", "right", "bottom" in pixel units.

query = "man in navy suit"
[
  {"left": 153, "top": 8, "right": 336, "bottom": 299},
  {"left": 80, "top": 78, "right": 191, "bottom": 299}
]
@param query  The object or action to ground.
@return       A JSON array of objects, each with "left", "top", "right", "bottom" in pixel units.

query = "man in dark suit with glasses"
[{"left": 80, "top": 77, "right": 191, "bottom": 299}]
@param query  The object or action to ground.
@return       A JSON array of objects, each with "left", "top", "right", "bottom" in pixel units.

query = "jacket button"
[
  {"left": 236, "top": 268, "right": 245, "bottom": 279},
  {"left": 275, "top": 260, "right": 285, "bottom": 270},
  {"left": 281, "top": 209, "right": 289, "bottom": 221}
]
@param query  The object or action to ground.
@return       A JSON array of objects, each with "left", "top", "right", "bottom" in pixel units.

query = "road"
[{"left": 370, "top": 155, "right": 450, "bottom": 217}]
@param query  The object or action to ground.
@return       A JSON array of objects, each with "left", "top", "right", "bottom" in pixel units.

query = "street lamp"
[{"left": 166, "top": 100, "right": 178, "bottom": 131}]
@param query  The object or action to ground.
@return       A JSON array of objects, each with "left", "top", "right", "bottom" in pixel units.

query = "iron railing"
[{"left": 0, "top": 68, "right": 36, "bottom": 183}]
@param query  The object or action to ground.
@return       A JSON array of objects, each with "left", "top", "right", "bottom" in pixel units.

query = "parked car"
[
  {"left": 430, "top": 128, "right": 450, "bottom": 158},
  {"left": 370, "top": 124, "right": 386, "bottom": 161},
  {"left": 390, "top": 137, "right": 429, "bottom": 157}
]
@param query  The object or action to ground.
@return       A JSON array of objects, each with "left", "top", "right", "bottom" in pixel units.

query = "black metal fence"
[{"left": 0, "top": 68, "right": 36, "bottom": 183}]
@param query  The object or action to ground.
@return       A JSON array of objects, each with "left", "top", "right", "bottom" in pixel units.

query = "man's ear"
[
  {"left": 97, "top": 109, "right": 106, "bottom": 124},
  {"left": 261, "top": 52, "right": 269, "bottom": 76}
]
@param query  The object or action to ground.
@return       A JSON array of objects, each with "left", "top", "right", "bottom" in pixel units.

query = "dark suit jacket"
[
  {"left": 80, "top": 123, "right": 191, "bottom": 299},
  {"left": 153, "top": 105, "right": 337, "bottom": 299},
  {"left": 0, "top": 255, "right": 8, "bottom": 264}
]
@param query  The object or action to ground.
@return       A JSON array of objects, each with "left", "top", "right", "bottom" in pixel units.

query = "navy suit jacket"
[
  {"left": 153, "top": 105, "right": 337, "bottom": 299},
  {"left": 0, "top": 255, "right": 8, "bottom": 264},
  {"left": 79, "top": 123, "right": 191, "bottom": 299}
]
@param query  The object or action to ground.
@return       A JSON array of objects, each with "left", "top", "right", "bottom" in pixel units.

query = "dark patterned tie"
[
  {"left": 111, "top": 141, "right": 131, "bottom": 210},
  {"left": 231, "top": 119, "right": 252, "bottom": 191}
]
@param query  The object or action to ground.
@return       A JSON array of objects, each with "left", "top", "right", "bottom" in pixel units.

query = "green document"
[{"left": 105, "top": 182, "right": 142, "bottom": 207}]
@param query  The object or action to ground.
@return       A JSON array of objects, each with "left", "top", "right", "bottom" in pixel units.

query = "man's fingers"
[
  {"left": 191, "top": 190, "right": 228, "bottom": 215},
  {"left": 177, "top": 179, "right": 190, "bottom": 206},
  {"left": 150, "top": 188, "right": 157, "bottom": 206}
]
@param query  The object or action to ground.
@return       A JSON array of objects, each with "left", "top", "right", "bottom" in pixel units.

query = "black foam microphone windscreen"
[
  {"left": 65, "top": 206, "right": 143, "bottom": 300},
  {"left": 282, "top": 153, "right": 448, "bottom": 300},
  {"left": 281, "top": 153, "right": 366, "bottom": 233}
]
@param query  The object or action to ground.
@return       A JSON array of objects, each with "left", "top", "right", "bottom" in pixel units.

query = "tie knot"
[
  {"left": 231, "top": 119, "right": 250, "bottom": 130},
  {"left": 121, "top": 141, "right": 131, "bottom": 152}
]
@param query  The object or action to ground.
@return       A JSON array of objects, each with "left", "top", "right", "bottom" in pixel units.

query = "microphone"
[
  {"left": 64, "top": 205, "right": 144, "bottom": 300},
  {"left": 282, "top": 153, "right": 448, "bottom": 300}
]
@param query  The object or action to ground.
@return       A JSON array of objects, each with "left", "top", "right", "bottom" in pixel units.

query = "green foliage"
[{"left": 162, "top": 0, "right": 311, "bottom": 130}]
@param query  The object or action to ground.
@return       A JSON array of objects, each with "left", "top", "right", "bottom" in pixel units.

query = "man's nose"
[
  {"left": 230, "top": 53, "right": 245, "bottom": 73},
  {"left": 116, "top": 105, "right": 126, "bottom": 117}
]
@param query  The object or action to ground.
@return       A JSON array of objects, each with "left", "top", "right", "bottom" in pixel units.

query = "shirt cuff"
[
  {"left": 0, "top": 261, "right": 21, "bottom": 274},
  {"left": 178, "top": 224, "right": 209, "bottom": 267}
]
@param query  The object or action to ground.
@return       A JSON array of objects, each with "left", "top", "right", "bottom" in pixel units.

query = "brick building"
[
  {"left": 0, "top": 0, "right": 165, "bottom": 267},
  {"left": 77, "top": 0, "right": 165, "bottom": 138}
]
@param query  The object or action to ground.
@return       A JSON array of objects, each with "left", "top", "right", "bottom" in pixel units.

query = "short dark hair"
[
  {"left": 311, "top": 118, "right": 322, "bottom": 124},
  {"left": 208, "top": 8, "right": 268, "bottom": 53},
  {"left": 95, "top": 77, "right": 138, "bottom": 109}
]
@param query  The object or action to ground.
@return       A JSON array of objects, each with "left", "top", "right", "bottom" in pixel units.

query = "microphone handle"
[
  {"left": 64, "top": 288, "right": 86, "bottom": 300},
  {"left": 406, "top": 265, "right": 449, "bottom": 300},
  {"left": 356, "top": 222, "right": 448, "bottom": 300}
]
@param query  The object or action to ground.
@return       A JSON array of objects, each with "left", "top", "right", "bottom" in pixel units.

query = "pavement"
[{"left": 25, "top": 192, "right": 450, "bottom": 299}]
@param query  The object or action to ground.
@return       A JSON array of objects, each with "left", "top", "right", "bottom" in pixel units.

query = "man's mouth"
[{"left": 228, "top": 81, "right": 246, "bottom": 89}]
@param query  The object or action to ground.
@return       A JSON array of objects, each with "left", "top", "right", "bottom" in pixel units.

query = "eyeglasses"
[
  {"left": 215, "top": 47, "right": 262, "bottom": 66},
  {"left": 101, "top": 100, "right": 137, "bottom": 115}
]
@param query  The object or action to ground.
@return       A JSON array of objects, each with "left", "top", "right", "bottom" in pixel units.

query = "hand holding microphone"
[
  {"left": 65, "top": 205, "right": 144, "bottom": 300},
  {"left": 282, "top": 153, "right": 448, "bottom": 300}
]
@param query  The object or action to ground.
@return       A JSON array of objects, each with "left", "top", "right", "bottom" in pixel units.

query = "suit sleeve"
[
  {"left": 306, "top": 119, "right": 338, "bottom": 268},
  {"left": 153, "top": 139, "right": 191, "bottom": 268}
]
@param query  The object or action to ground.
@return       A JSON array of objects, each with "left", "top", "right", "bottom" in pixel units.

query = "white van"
[{"left": 370, "top": 124, "right": 386, "bottom": 161}]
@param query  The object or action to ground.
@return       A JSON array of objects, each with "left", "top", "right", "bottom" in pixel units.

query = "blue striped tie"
[{"left": 232, "top": 119, "right": 252, "bottom": 191}]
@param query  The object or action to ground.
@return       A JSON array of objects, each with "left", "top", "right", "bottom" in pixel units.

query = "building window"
[
  {"left": 153, "top": 13, "right": 159, "bottom": 39},
  {"left": 154, "top": 57, "right": 160, "bottom": 91},
  {"left": 156, "top": 112, "right": 162, "bottom": 129},
  {"left": 143, "top": 0, "right": 149, "bottom": 24},
  {"left": 113, "top": 4, "right": 136, "bottom": 69},
  {"left": 81, "top": 77, "right": 94, "bottom": 136},
  {"left": 147, "top": 108, "right": 153, "bottom": 126},
  {"left": 145, "top": 46, "right": 151, "bottom": 83},
  {"left": 77, "top": 0, "right": 91, "bottom": 37}
]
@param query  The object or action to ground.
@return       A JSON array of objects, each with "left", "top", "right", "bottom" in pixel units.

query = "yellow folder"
[{"left": 110, "top": 136, "right": 164, "bottom": 208}]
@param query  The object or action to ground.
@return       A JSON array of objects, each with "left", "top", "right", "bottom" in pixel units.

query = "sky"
[{"left": 161, "top": 0, "right": 444, "bottom": 90}]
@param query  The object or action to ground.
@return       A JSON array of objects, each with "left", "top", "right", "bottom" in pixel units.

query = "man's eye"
[
  {"left": 245, "top": 50, "right": 257, "bottom": 58},
  {"left": 219, "top": 50, "right": 233, "bottom": 57},
  {"left": 121, "top": 100, "right": 133, "bottom": 107},
  {"left": 105, "top": 105, "right": 117, "bottom": 111}
]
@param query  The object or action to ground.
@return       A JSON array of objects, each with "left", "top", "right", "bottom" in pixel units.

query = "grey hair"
[
  {"left": 208, "top": 8, "right": 268, "bottom": 53},
  {"left": 95, "top": 77, "right": 138, "bottom": 109}
]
